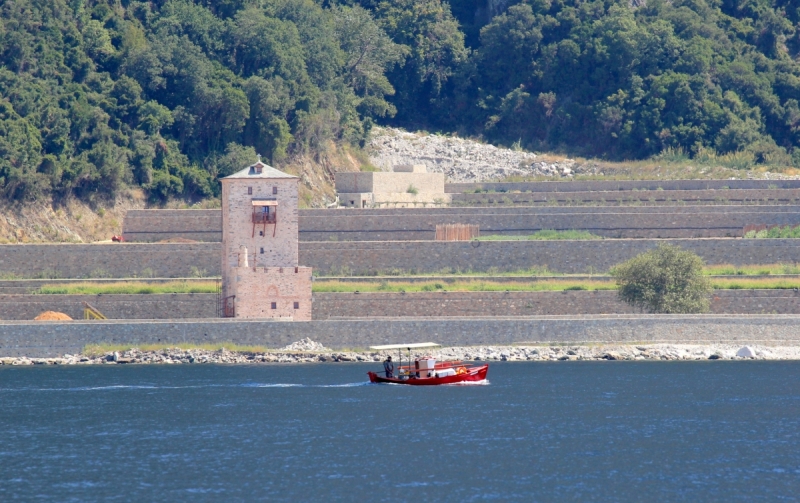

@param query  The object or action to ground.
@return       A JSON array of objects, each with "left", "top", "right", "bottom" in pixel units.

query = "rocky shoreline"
[{"left": 2, "top": 340, "right": 799, "bottom": 366}]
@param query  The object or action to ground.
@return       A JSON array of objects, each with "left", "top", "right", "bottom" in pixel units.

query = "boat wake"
[
  {"left": 447, "top": 379, "right": 490, "bottom": 386},
  {"left": 0, "top": 384, "right": 213, "bottom": 392},
  {"left": 0, "top": 382, "right": 373, "bottom": 392},
  {"left": 240, "top": 382, "right": 371, "bottom": 388}
]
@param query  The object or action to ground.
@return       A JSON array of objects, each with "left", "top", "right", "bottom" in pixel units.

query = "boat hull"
[{"left": 367, "top": 365, "right": 489, "bottom": 385}]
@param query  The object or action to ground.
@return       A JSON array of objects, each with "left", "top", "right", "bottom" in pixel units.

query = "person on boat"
[{"left": 383, "top": 356, "right": 394, "bottom": 378}]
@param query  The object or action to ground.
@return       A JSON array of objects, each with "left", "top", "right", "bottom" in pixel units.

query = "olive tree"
[{"left": 611, "top": 244, "right": 712, "bottom": 314}]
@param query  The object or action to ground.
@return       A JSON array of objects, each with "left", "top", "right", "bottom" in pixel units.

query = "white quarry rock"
[
  {"left": 736, "top": 346, "right": 756, "bottom": 358},
  {"left": 367, "top": 127, "right": 593, "bottom": 183},
  {"left": 279, "top": 338, "right": 329, "bottom": 352}
]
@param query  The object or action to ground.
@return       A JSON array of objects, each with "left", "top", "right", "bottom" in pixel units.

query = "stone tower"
[{"left": 220, "top": 160, "right": 312, "bottom": 320}]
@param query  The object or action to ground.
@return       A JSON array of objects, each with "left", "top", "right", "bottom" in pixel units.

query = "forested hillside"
[{"left": 1, "top": 0, "right": 799, "bottom": 205}]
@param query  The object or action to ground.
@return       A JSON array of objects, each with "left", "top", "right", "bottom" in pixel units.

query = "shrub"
[{"left": 611, "top": 244, "right": 711, "bottom": 314}]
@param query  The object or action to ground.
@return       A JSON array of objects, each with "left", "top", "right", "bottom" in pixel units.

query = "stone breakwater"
[{"left": 2, "top": 344, "right": 798, "bottom": 366}]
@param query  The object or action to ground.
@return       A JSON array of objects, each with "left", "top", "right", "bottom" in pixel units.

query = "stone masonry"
[
  {"left": 3, "top": 314, "right": 800, "bottom": 357},
  {"left": 1, "top": 238, "right": 798, "bottom": 278},
  {"left": 2, "top": 289, "right": 797, "bottom": 321},
  {"left": 220, "top": 161, "right": 312, "bottom": 320},
  {"left": 122, "top": 205, "right": 800, "bottom": 242}
]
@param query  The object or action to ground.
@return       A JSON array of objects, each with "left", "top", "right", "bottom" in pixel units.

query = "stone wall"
[
  {"left": 313, "top": 289, "right": 800, "bottom": 318},
  {"left": 123, "top": 205, "right": 800, "bottom": 242},
  {"left": 2, "top": 289, "right": 795, "bottom": 321},
  {"left": 221, "top": 173, "right": 302, "bottom": 310},
  {"left": 0, "top": 294, "right": 216, "bottom": 320},
  {"left": 1, "top": 239, "right": 798, "bottom": 278},
  {"left": 300, "top": 206, "right": 800, "bottom": 239},
  {"left": 230, "top": 266, "right": 312, "bottom": 320},
  {"left": 451, "top": 188, "right": 800, "bottom": 206},
  {"left": 123, "top": 209, "right": 221, "bottom": 242},
  {"left": 302, "top": 239, "right": 800, "bottom": 275},
  {"left": 0, "top": 243, "right": 219, "bottom": 278},
  {"left": 445, "top": 179, "right": 800, "bottom": 193},
  {"left": 3, "top": 314, "right": 800, "bottom": 357}
]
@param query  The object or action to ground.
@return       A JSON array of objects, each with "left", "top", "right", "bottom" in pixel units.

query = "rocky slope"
[
  {"left": 0, "top": 146, "right": 362, "bottom": 244},
  {"left": 367, "top": 127, "right": 585, "bottom": 182},
  {"left": 366, "top": 127, "right": 800, "bottom": 183}
]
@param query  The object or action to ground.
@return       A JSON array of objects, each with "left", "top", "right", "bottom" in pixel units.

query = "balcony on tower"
[{"left": 251, "top": 200, "right": 277, "bottom": 224}]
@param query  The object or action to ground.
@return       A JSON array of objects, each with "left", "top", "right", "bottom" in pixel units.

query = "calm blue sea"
[{"left": 1, "top": 362, "right": 799, "bottom": 502}]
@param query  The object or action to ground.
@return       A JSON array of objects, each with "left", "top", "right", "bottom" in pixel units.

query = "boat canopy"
[{"left": 369, "top": 342, "right": 441, "bottom": 350}]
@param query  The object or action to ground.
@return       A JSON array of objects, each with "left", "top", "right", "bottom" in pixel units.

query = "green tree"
[
  {"left": 333, "top": 4, "right": 406, "bottom": 119},
  {"left": 611, "top": 244, "right": 712, "bottom": 314}
]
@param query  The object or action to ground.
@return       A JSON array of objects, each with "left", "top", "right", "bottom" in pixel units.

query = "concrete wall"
[
  {"left": 1, "top": 239, "right": 798, "bottom": 278},
  {"left": 335, "top": 171, "right": 449, "bottom": 208},
  {"left": 446, "top": 179, "right": 800, "bottom": 193},
  {"left": 3, "top": 314, "right": 800, "bottom": 357},
  {"left": 123, "top": 205, "right": 800, "bottom": 242},
  {"left": 336, "top": 172, "right": 445, "bottom": 194}
]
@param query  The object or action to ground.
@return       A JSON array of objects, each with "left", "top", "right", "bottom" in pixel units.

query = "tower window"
[
  {"left": 259, "top": 231, "right": 263, "bottom": 236},
  {"left": 271, "top": 302, "right": 277, "bottom": 310},
  {"left": 260, "top": 247, "right": 264, "bottom": 254},
  {"left": 293, "top": 302, "right": 300, "bottom": 309},
  {"left": 248, "top": 187, "right": 252, "bottom": 195},
  {"left": 272, "top": 186, "right": 278, "bottom": 195}
]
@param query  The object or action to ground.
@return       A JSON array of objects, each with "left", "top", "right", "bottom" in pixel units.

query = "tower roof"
[{"left": 223, "top": 161, "right": 297, "bottom": 180}]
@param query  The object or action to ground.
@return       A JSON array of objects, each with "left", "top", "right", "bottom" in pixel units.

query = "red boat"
[{"left": 367, "top": 343, "right": 489, "bottom": 386}]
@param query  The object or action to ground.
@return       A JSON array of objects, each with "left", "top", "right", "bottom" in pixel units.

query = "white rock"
[
  {"left": 736, "top": 346, "right": 756, "bottom": 358},
  {"left": 279, "top": 338, "right": 329, "bottom": 352}
]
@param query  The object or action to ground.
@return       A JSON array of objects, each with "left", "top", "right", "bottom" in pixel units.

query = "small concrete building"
[
  {"left": 220, "top": 160, "right": 312, "bottom": 320},
  {"left": 335, "top": 164, "right": 451, "bottom": 208}
]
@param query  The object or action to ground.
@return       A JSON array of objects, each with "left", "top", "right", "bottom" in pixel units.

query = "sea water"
[{"left": 1, "top": 362, "right": 799, "bottom": 501}]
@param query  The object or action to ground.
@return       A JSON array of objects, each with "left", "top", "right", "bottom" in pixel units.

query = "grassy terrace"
[
  {"left": 38, "top": 281, "right": 220, "bottom": 295},
  {"left": 34, "top": 271, "right": 800, "bottom": 295},
  {"left": 316, "top": 263, "right": 800, "bottom": 278},
  {"left": 476, "top": 230, "right": 602, "bottom": 241},
  {"left": 82, "top": 343, "right": 273, "bottom": 356}
]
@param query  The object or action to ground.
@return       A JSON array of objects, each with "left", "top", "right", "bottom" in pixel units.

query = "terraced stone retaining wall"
[
  {"left": 445, "top": 179, "right": 800, "bottom": 193},
  {"left": 1, "top": 239, "right": 798, "bottom": 278},
  {"left": 451, "top": 188, "right": 800, "bottom": 207},
  {"left": 313, "top": 290, "right": 800, "bottom": 318},
  {"left": 304, "top": 239, "right": 800, "bottom": 275},
  {"left": 299, "top": 206, "right": 800, "bottom": 240},
  {"left": 123, "top": 209, "right": 221, "bottom": 242},
  {"left": 2, "top": 290, "right": 796, "bottom": 322},
  {"left": 0, "top": 243, "right": 219, "bottom": 279},
  {"left": 0, "top": 294, "right": 217, "bottom": 321},
  {"left": 2, "top": 315, "right": 800, "bottom": 357},
  {"left": 124, "top": 205, "right": 800, "bottom": 242}
]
